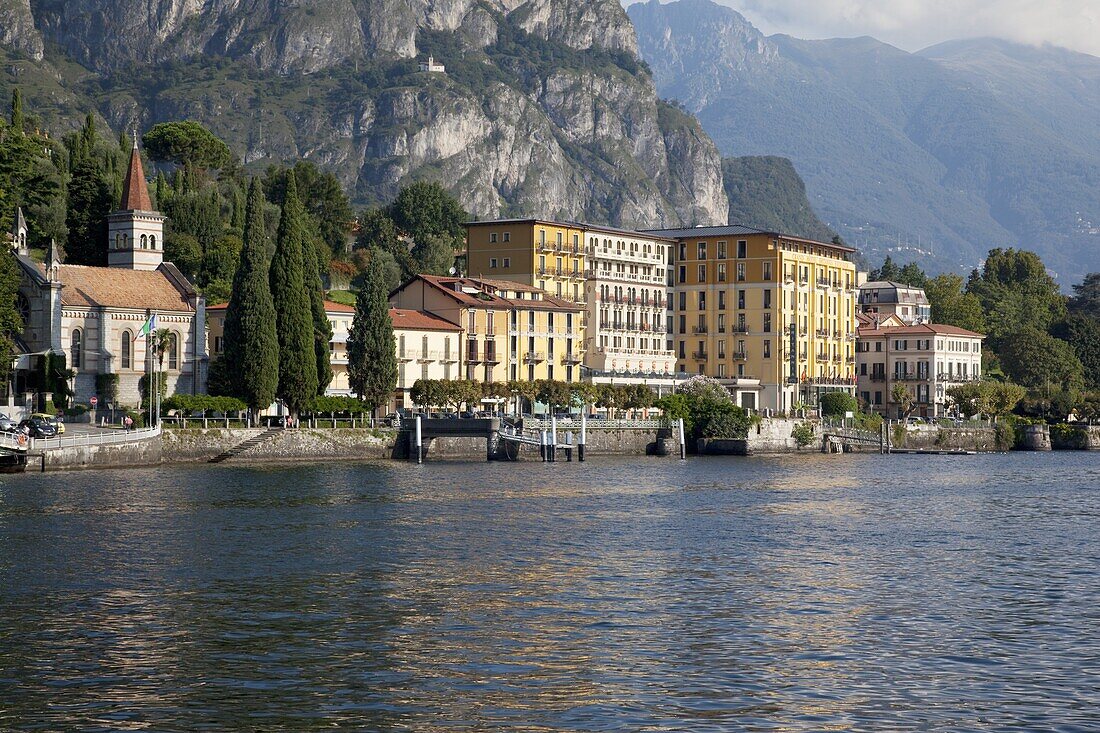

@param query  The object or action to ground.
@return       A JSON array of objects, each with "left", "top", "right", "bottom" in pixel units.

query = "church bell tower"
[{"left": 107, "top": 134, "right": 165, "bottom": 271}]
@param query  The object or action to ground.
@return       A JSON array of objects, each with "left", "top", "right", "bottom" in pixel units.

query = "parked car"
[
  {"left": 19, "top": 417, "right": 58, "bottom": 439},
  {"left": 30, "top": 413, "right": 65, "bottom": 434},
  {"left": 0, "top": 414, "right": 17, "bottom": 433}
]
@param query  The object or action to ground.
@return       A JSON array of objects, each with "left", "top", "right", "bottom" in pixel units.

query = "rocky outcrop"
[
  {"left": 0, "top": 0, "right": 42, "bottom": 60},
  {"left": 7, "top": 0, "right": 728, "bottom": 227}
]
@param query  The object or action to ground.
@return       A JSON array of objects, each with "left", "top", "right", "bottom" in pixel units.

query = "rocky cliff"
[{"left": 5, "top": 0, "right": 726, "bottom": 227}]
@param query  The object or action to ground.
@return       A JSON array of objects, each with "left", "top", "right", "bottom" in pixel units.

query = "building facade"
[
  {"left": 858, "top": 280, "right": 931, "bottom": 325},
  {"left": 390, "top": 275, "right": 585, "bottom": 385},
  {"left": 855, "top": 320, "right": 984, "bottom": 418},
  {"left": 10, "top": 144, "right": 207, "bottom": 410},
  {"left": 648, "top": 225, "right": 860, "bottom": 412},
  {"left": 465, "top": 220, "right": 587, "bottom": 305},
  {"left": 583, "top": 225, "right": 678, "bottom": 390}
]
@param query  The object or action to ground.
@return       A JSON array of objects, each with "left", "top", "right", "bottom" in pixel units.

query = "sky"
[{"left": 624, "top": 0, "right": 1100, "bottom": 57}]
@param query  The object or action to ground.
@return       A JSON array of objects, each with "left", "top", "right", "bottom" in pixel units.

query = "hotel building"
[{"left": 647, "top": 225, "right": 860, "bottom": 412}]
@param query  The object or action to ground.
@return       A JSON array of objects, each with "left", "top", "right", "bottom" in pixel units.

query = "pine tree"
[
  {"left": 222, "top": 178, "right": 279, "bottom": 418},
  {"left": 268, "top": 171, "right": 318, "bottom": 418},
  {"left": 10, "top": 89, "right": 24, "bottom": 134},
  {"left": 347, "top": 254, "right": 397, "bottom": 412},
  {"left": 305, "top": 236, "right": 333, "bottom": 395},
  {"left": 64, "top": 157, "right": 112, "bottom": 266}
]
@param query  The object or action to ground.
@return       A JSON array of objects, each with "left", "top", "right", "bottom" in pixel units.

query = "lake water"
[{"left": 1, "top": 453, "right": 1098, "bottom": 731}]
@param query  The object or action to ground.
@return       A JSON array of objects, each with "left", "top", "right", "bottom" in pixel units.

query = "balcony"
[
  {"left": 692, "top": 351, "right": 709, "bottom": 361},
  {"left": 523, "top": 352, "right": 546, "bottom": 364},
  {"left": 733, "top": 325, "right": 750, "bottom": 334},
  {"left": 816, "top": 278, "right": 830, "bottom": 288},
  {"left": 938, "top": 373, "right": 980, "bottom": 383},
  {"left": 870, "top": 374, "right": 887, "bottom": 382},
  {"left": 815, "top": 328, "right": 830, "bottom": 338},
  {"left": 465, "top": 350, "right": 482, "bottom": 364},
  {"left": 692, "top": 325, "right": 708, "bottom": 334},
  {"left": 483, "top": 350, "right": 501, "bottom": 364},
  {"left": 816, "top": 352, "right": 830, "bottom": 361},
  {"left": 895, "top": 372, "right": 931, "bottom": 382},
  {"left": 561, "top": 353, "right": 583, "bottom": 366},
  {"left": 733, "top": 350, "right": 748, "bottom": 361}
]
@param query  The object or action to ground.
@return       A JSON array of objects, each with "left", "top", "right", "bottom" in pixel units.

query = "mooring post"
[
  {"left": 678, "top": 418, "right": 687, "bottom": 460},
  {"left": 550, "top": 416, "right": 557, "bottom": 463},
  {"left": 579, "top": 412, "right": 587, "bottom": 462},
  {"left": 416, "top": 414, "right": 423, "bottom": 464},
  {"left": 540, "top": 430, "right": 548, "bottom": 462},
  {"left": 565, "top": 431, "right": 573, "bottom": 462}
]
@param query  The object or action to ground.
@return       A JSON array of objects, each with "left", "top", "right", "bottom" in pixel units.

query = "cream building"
[
  {"left": 858, "top": 280, "right": 931, "bottom": 325},
  {"left": 856, "top": 316, "right": 985, "bottom": 418},
  {"left": 10, "top": 144, "right": 207, "bottom": 410}
]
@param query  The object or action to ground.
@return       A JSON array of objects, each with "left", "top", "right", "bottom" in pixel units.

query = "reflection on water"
[{"left": 2, "top": 454, "right": 1099, "bottom": 731}]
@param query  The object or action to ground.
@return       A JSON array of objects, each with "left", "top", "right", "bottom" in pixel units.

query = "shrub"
[
  {"left": 95, "top": 373, "right": 119, "bottom": 404},
  {"left": 820, "top": 392, "right": 858, "bottom": 417},
  {"left": 892, "top": 423, "right": 907, "bottom": 448},
  {"left": 792, "top": 422, "right": 815, "bottom": 448}
]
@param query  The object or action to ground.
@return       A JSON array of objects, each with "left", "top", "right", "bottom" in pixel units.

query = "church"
[{"left": 10, "top": 142, "right": 208, "bottom": 409}]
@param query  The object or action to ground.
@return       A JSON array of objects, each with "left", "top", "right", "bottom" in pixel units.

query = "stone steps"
[{"left": 208, "top": 428, "right": 283, "bottom": 464}]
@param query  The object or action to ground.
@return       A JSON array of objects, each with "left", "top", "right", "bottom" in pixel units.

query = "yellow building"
[
  {"left": 465, "top": 219, "right": 587, "bottom": 304},
  {"left": 389, "top": 275, "right": 585, "bottom": 384},
  {"left": 648, "top": 225, "right": 859, "bottom": 412}
]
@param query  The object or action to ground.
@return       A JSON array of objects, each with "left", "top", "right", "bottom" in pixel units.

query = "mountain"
[
  {"left": 722, "top": 156, "right": 835, "bottom": 242},
  {"left": 628, "top": 0, "right": 1100, "bottom": 281},
  {"left": 0, "top": 0, "right": 729, "bottom": 229}
]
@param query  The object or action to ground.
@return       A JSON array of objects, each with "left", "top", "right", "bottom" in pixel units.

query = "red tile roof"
[
  {"left": 207, "top": 299, "right": 355, "bottom": 314},
  {"left": 52, "top": 264, "right": 193, "bottom": 312},
  {"left": 415, "top": 274, "right": 584, "bottom": 311},
  {"left": 857, "top": 323, "right": 984, "bottom": 338},
  {"left": 120, "top": 146, "right": 153, "bottom": 211},
  {"left": 389, "top": 308, "right": 460, "bottom": 332}
]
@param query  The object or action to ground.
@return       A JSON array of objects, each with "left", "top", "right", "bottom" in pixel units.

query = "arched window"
[
  {"left": 121, "top": 234, "right": 128, "bottom": 249},
  {"left": 149, "top": 234, "right": 157, "bottom": 250},
  {"left": 114, "top": 234, "right": 121, "bottom": 250},
  {"left": 168, "top": 333, "right": 179, "bottom": 370},
  {"left": 141, "top": 234, "right": 148, "bottom": 249},
  {"left": 121, "top": 331, "right": 132, "bottom": 370},
  {"left": 71, "top": 329, "right": 82, "bottom": 369}
]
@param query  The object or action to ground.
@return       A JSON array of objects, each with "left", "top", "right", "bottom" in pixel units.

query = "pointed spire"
[
  {"left": 119, "top": 134, "right": 153, "bottom": 212},
  {"left": 14, "top": 206, "right": 26, "bottom": 233},
  {"left": 46, "top": 238, "right": 61, "bottom": 283},
  {"left": 12, "top": 206, "right": 28, "bottom": 256}
]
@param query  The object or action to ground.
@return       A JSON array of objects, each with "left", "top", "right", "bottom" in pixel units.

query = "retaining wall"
[
  {"left": 39, "top": 438, "right": 163, "bottom": 472},
  {"left": 161, "top": 428, "right": 397, "bottom": 463},
  {"left": 895, "top": 425, "right": 1003, "bottom": 452}
]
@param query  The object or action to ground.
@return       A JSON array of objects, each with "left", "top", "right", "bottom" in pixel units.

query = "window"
[
  {"left": 697, "top": 242, "right": 707, "bottom": 260},
  {"left": 678, "top": 266, "right": 686, "bottom": 284},
  {"left": 698, "top": 264, "right": 706, "bottom": 282},
  {"left": 539, "top": 230, "right": 546, "bottom": 245},
  {"left": 738, "top": 290, "right": 746, "bottom": 309},
  {"left": 737, "top": 240, "right": 747, "bottom": 258},
  {"left": 468, "top": 311, "right": 476, "bottom": 332},
  {"left": 717, "top": 263, "right": 727, "bottom": 282},
  {"left": 490, "top": 258, "right": 498, "bottom": 268},
  {"left": 763, "top": 313, "right": 772, "bottom": 333},
  {"left": 698, "top": 292, "right": 706, "bottom": 310},
  {"left": 679, "top": 292, "right": 687, "bottom": 310},
  {"left": 503, "top": 258, "right": 510, "bottom": 267},
  {"left": 717, "top": 241, "right": 727, "bottom": 259},
  {"left": 168, "top": 333, "right": 179, "bottom": 370},
  {"left": 763, "top": 340, "right": 771, "bottom": 359},
  {"left": 718, "top": 291, "right": 726, "bottom": 310},
  {"left": 557, "top": 232, "right": 563, "bottom": 246},
  {"left": 141, "top": 234, "right": 148, "bottom": 249},
  {"left": 121, "top": 331, "right": 132, "bottom": 370},
  {"left": 71, "top": 329, "right": 82, "bottom": 369},
  {"left": 503, "top": 232, "right": 511, "bottom": 242},
  {"left": 678, "top": 242, "right": 686, "bottom": 261},
  {"left": 763, "top": 289, "right": 772, "bottom": 309},
  {"left": 763, "top": 262, "right": 772, "bottom": 281},
  {"left": 736, "top": 263, "right": 745, "bottom": 281},
  {"left": 490, "top": 232, "right": 498, "bottom": 243}
]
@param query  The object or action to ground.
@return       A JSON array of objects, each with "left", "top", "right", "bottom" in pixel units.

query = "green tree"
[
  {"left": 0, "top": 247, "right": 23, "bottom": 392},
  {"left": 142, "top": 121, "right": 233, "bottom": 170},
  {"left": 268, "top": 172, "right": 318, "bottom": 418},
  {"left": 304, "top": 236, "right": 333, "bottom": 395},
  {"left": 891, "top": 383, "right": 916, "bottom": 419},
  {"left": 967, "top": 248, "right": 1066, "bottom": 342},
  {"left": 164, "top": 232, "right": 203, "bottom": 279},
  {"left": 412, "top": 233, "right": 457, "bottom": 276},
  {"left": 869, "top": 256, "right": 902, "bottom": 282},
  {"left": 387, "top": 181, "right": 467, "bottom": 244},
  {"left": 347, "top": 254, "right": 398, "bottom": 412},
  {"left": 1052, "top": 315, "right": 1100, "bottom": 391},
  {"left": 1068, "top": 273, "right": 1100, "bottom": 319},
  {"left": 925, "top": 273, "right": 986, "bottom": 333},
  {"left": 998, "top": 326, "right": 1084, "bottom": 392},
  {"left": 63, "top": 158, "right": 113, "bottom": 265},
  {"left": 10, "top": 88, "right": 24, "bottom": 134},
  {"left": 819, "top": 391, "right": 858, "bottom": 417},
  {"left": 222, "top": 179, "right": 279, "bottom": 417}
]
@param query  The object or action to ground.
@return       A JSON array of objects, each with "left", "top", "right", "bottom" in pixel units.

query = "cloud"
[{"left": 638, "top": 0, "right": 1100, "bottom": 57}]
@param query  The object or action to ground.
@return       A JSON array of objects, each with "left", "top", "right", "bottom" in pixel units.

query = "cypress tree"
[
  {"left": 269, "top": 171, "right": 318, "bottom": 418},
  {"left": 64, "top": 157, "right": 112, "bottom": 266},
  {"left": 222, "top": 178, "right": 279, "bottom": 419},
  {"left": 347, "top": 254, "right": 397, "bottom": 412},
  {"left": 10, "top": 89, "right": 24, "bottom": 134},
  {"left": 305, "top": 236, "right": 333, "bottom": 395}
]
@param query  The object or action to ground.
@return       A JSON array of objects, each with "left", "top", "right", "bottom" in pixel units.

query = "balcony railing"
[
  {"left": 733, "top": 325, "right": 750, "bottom": 334},
  {"left": 692, "top": 351, "right": 709, "bottom": 360},
  {"left": 692, "top": 325, "right": 708, "bottom": 334},
  {"left": 733, "top": 350, "right": 748, "bottom": 361},
  {"left": 816, "top": 352, "right": 830, "bottom": 361},
  {"left": 816, "top": 278, "right": 831, "bottom": 288},
  {"left": 523, "top": 352, "right": 546, "bottom": 364},
  {"left": 561, "top": 353, "right": 583, "bottom": 365},
  {"left": 937, "top": 373, "right": 980, "bottom": 383}
]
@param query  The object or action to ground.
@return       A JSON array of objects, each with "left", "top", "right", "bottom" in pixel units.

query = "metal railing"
[{"left": 11, "top": 423, "right": 164, "bottom": 452}]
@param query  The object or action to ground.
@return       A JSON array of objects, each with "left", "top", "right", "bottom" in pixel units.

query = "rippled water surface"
[{"left": 2, "top": 453, "right": 1099, "bottom": 731}]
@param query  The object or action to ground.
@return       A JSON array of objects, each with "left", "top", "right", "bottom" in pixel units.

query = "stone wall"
[
  {"left": 746, "top": 418, "right": 819, "bottom": 454},
  {"left": 161, "top": 428, "right": 397, "bottom": 463},
  {"left": 39, "top": 437, "right": 162, "bottom": 472},
  {"left": 895, "top": 424, "right": 1003, "bottom": 452}
]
